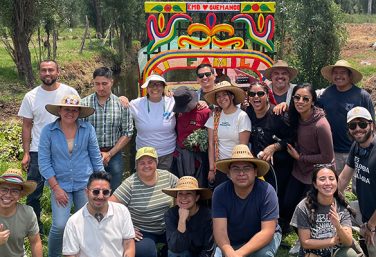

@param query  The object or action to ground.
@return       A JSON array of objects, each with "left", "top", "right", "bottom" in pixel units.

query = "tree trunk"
[
  {"left": 368, "top": 0, "right": 373, "bottom": 14},
  {"left": 119, "top": 25, "right": 126, "bottom": 61},
  {"left": 92, "top": 0, "right": 104, "bottom": 37},
  {"left": 53, "top": 29, "right": 58, "bottom": 60}
]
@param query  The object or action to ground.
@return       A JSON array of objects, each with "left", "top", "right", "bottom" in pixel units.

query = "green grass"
[{"left": 343, "top": 13, "right": 376, "bottom": 23}]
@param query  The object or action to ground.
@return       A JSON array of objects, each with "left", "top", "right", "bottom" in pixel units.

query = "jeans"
[
  {"left": 135, "top": 231, "right": 166, "bottom": 257},
  {"left": 48, "top": 189, "right": 87, "bottom": 257},
  {"left": 105, "top": 151, "right": 124, "bottom": 191},
  {"left": 168, "top": 250, "right": 192, "bottom": 257},
  {"left": 214, "top": 231, "right": 282, "bottom": 257},
  {"left": 26, "top": 152, "right": 45, "bottom": 233}
]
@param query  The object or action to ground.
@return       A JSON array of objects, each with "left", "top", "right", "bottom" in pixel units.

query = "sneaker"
[{"left": 288, "top": 239, "right": 300, "bottom": 256}]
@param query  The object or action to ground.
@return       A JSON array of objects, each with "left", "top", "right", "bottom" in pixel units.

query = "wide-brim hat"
[
  {"left": 204, "top": 81, "right": 245, "bottom": 105},
  {"left": 45, "top": 95, "right": 95, "bottom": 118},
  {"left": 263, "top": 60, "right": 298, "bottom": 80},
  {"left": 173, "top": 86, "right": 198, "bottom": 113},
  {"left": 162, "top": 176, "right": 212, "bottom": 200},
  {"left": 0, "top": 169, "right": 37, "bottom": 197},
  {"left": 141, "top": 74, "right": 167, "bottom": 89},
  {"left": 216, "top": 144, "right": 270, "bottom": 177},
  {"left": 321, "top": 59, "right": 363, "bottom": 84}
]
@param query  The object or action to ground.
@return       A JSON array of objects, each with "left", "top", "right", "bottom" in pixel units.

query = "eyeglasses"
[
  {"left": 248, "top": 91, "right": 266, "bottom": 97},
  {"left": 230, "top": 166, "right": 255, "bottom": 174},
  {"left": 0, "top": 187, "right": 21, "bottom": 196},
  {"left": 149, "top": 82, "right": 164, "bottom": 88},
  {"left": 197, "top": 72, "right": 212, "bottom": 79},
  {"left": 293, "top": 95, "right": 311, "bottom": 103},
  {"left": 90, "top": 189, "right": 111, "bottom": 197},
  {"left": 348, "top": 121, "right": 371, "bottom": 130}
]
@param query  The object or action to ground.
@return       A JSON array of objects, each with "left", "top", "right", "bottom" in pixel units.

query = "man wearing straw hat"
[
  {"left": 18, "top": 60, "right": 79, "bottom": 233},
  {"left": 212, "top": 144, "right": 281, "bottom": 257},
  {"left": 0, "top": 169, "right": 42, "bottom": 257},
  {"left": 163, "top": 176, "right": 214, "bottom": 257},
  {"left": 319, "top": 59, "right": 375, "bottom": 174},
  {"left": 263, "top": 59, "right": 298, "bottom": 113}
]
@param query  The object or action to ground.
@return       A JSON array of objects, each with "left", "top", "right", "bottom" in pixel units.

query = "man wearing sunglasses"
[
  {"left": 63, "top": 171, "right": 135, "bottom": 257},
  {"left": 339, "top": 107, "right": 376, "bottom": 257},
  {"left": 196, "top": 63, "right": 216, "bottom": 105}
]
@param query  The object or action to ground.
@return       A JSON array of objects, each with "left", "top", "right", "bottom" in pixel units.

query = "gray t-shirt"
[
  {"left": 290, "top": 198, "right": 351, "bottom": 256},
  {"left": 0, "top": 204, "right": 39, "bottom": 257}
]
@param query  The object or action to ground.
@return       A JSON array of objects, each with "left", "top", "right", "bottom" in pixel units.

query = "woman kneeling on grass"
[{"left": 290, "top": 166, "right": 359, "bottom": 257}]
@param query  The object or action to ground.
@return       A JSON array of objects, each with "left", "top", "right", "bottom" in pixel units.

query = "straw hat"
[
  {"left": 141, "top": 74, "right": 167, "bottom": 89},
  {"left": 0, "top": 169, "right": 37, "bottom": 197},
  {"left": 135, "top": 146, "right": 158, "bottom": 161},
  {"left": 216, "top": 144, "right": 270, "bottom": 177},
  {"left": 204, "top": 81, "right": 245, "bottom": 105},
  {"left": 321, "top": 59, "right": 363, "bottom": 84},
  {"left": 162, "top": 176, "right": 212, "bottom": 200},
  {"left": 263, "top": 60, "right": 298, "bottom": 80},
  {"left": 173, "top": 86, "right": 198, "bottom": 113},
  {"left": 45, "top": 95, "right": 95, "bottom": 118}
]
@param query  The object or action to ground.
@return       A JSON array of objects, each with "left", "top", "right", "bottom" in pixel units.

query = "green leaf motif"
[
  {"left": 173, "top": 5, "right": 183, "bottom": 12},
  {"left": 242, "top": 5, "right": 252, "bottom": 12},
  {"left": 260, "top": 4, "right": 271, "bottom": 12},
  {"left": 151, "top": 5, "right": 163, "bottom": 12}
]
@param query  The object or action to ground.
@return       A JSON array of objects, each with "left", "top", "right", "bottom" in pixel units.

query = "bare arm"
[
  {"left": 213, "top": 218, "right": 238, "bottom": 257},
  {"left": 239, "top": 131, "right": 250, "bottom": 145},
  {"left": 338, "top": 165, "right": 354, "bottom": 194},
  {"left": 123, "top": 238, "right": 135, "bottom": 257},
  {"left": 298, "top": 228, "right": 339, "bottom": 250},
  {"left": 236, "top": 220, "right": 277, "bottom": 256},
  {"left": 29, "top": 233, "right": 43, "bottom": 257},
  {"left": 21, "top": 117, "right": 33, "bottom": 170},
  {"left": 207, "top": 128, "right": 215, "bottom": 183}
]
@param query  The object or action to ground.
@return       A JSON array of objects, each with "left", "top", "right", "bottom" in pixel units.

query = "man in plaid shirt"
[{"left": 82, "top": 67, "right": 133, "bottom": 191}]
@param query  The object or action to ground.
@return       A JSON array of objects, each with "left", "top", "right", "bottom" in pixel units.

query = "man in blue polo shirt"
[{"left": 212, "top": 144, "right": 281, "bottom": 257}]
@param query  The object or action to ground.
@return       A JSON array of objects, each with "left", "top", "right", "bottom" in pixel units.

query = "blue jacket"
[{"left": 39, "top": 119, "right": 104, "bottom": 192}]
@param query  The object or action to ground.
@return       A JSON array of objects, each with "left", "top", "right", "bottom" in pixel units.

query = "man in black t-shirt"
[{"left": 339, "top": 106, "right": 376, "bottom": 256}]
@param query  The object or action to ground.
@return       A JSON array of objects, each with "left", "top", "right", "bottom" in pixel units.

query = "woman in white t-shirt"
[
  {"left": 204, "top": 81, "right": 251, "bottom": 188},
  {"left": 129, "top": 74, "right": 176, "bottom": 170}
]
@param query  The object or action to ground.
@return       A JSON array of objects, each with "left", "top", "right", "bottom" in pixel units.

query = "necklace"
[{"left": 94, "top": 213, "right": 104, "bottom": 222}]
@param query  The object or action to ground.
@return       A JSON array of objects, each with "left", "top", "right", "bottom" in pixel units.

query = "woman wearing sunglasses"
[
  {"left": 204, "top": 81, "right": 251, "bottom": 188},
  {"left": 282, "top": 83, "right": 335, "bottom": 225},
  {"left": 246, "top": 82, "right": 294, "bottom": 232},
  {"left": 290, "top": 166, "right": 359, "bottom": 257}
]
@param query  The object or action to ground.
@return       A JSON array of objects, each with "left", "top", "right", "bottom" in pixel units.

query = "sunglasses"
[
  {"left": 90, "top": 189, "right": 111, "bottom": 197},
  {"left": 197, "top": 72, "right": 212, "bottom": 79},
  {"left": 293, "top": 95, "right": 311, "bottom": 103},
  {"left": 248, "top": 91, "right": 266, "bottom": 97},
  {"left": 348, "top": 121, "right": 370, "bottom": 130}
]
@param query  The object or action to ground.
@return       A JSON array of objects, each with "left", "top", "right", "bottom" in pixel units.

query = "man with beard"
[
  {"left": 339, "top": 107, "right": 376, "bottom": 256},
  {"left": 63, "top": 171, "right": 135, "bottom": 257},
  {"left": 18, "top": 60, "right": 78, "bottom": 233},
  {"left": 263, "top": 60, "right": 298, "bottom": 113},
  {"left": 196, "top": 63, "right": 216, "bottom": 105}
]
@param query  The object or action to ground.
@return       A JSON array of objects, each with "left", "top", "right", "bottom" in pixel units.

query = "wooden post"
[{"left": 79, "top": 16, "right": 89, "bottom": 53}]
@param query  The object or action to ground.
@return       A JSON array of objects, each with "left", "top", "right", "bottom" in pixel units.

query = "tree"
[{"left": 0, "top": 0, "right": 41, "bottom": 87}]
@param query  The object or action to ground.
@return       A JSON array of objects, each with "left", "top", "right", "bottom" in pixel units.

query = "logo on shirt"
[{"left": 219, "top": 121, "right": 231, "bottom": 127}]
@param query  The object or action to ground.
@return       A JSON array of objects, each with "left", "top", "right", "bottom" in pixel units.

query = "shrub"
[{"left": 0, "top": 120, "right": 23, "bottom": 162}]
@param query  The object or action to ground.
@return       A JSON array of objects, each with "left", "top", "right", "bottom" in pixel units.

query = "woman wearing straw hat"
[
  {"left": 204, "top": 81, "right": 251, "bottom": 188},
  {"left": 0, "top": 168, "right": 42, "bottom": 257},
  {"left": 110, "top": 146, "right": 178, "bottom": 257},
  {"left": 163, "top": 176, "right": 214, "bottom": 257},
  {"left": 38, "top": 94, "right": 104, "bottom": 257},
  {"left": 129, "top": 74, "right": 176, "bottom": 170}
]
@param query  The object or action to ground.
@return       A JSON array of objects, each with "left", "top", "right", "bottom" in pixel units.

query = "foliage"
[
  {"left": 343, "top": 13, "right": 376, "bottom": 22},
  {"left": 0, "top": 121, "right": 23, "bottom": 162},
  {"left": 183, "top": 129, "right": 208, "bottom": 152},
  {"left": 275, "top": 0, "right": 347, "bottom": 88}
]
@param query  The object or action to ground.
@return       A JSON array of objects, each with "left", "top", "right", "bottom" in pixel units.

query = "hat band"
[{"left": 1, "top": 175, "right": 24, "bottom": 184}]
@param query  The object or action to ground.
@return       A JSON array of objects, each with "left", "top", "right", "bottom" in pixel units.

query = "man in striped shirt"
[{"left": 82, "top": 67, "right": 133, "bottom": 191}]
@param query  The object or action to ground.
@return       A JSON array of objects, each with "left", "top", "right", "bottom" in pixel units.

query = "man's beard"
[{"left": 41, "top": 77, "right": 57, "bottom": 86}]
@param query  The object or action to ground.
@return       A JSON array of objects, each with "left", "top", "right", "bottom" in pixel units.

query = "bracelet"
[
  {"left": 366, "top": 222, "right": 376, "bottom": 232},
  {"left": 51, "top": 183, "right": 58, "bottom": 190},
  {"left": 209, "top": 170, "right": 216, "bottom": 173}
]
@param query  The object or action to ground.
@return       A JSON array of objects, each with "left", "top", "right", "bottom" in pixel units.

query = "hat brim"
[
  {"left": 321, "top": 65, "right": 363, "bottom": 84},
  {"left": 162, "top": 188, "right": 212, "bottom": 200},
  {"left": 173, "top": 91, "right": 198, "bottom": 113},
  {"left": 204, "top": 86, "right": 245, "bottom": 106},
  {"left": 216, "top": 158, "right": 270, "bottom": 177},
  {"left": 141, "top": 80, "right": 167, "bottom": 89},
  {"left": 45, "top": 104, "right": 95, "bottom": 118},
  {"left": 263, "top": 67, "right": 298, "bottom": 81},
  {"left": 0, "top": 179, "right": 37, "bottom": 197}
]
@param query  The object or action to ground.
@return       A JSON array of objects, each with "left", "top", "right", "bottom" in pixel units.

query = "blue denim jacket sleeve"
[{"left": 38, "top": 123, "right": 56, "bottom": 181}]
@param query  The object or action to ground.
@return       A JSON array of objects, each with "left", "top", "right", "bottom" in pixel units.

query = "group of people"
[{"left": 0, "top": 57, "right": 375, "bottom": 257}]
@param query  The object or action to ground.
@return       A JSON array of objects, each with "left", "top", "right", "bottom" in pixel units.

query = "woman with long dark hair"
[
  {"left": 283, "top": 83, "right": 334, "bottom": 224},
  {"left": 290, "top": 166, "right": 358, "bottom": 257}
]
